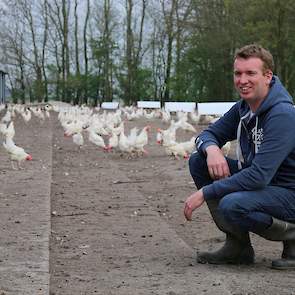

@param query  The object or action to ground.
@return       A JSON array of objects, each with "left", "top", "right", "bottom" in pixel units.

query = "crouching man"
[{"left": 184, "top": 44, "right": 295, "bottom": 270}]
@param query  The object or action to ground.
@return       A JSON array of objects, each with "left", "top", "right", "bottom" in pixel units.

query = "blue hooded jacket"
[{"left": 196, "top": 75, "right": 295, "bottom": 200}]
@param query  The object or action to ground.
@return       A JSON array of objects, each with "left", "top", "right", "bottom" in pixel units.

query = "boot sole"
[
  {"left": 271, "top": 266, "right": 295, "bottom": 270},
  {"left": 271, "top": 264, "right": 295, "bottom": 270},
  {"left": 271, "top": 258, "right": 295, "bottom": 270},
  {"left": 197, "top": 256, "right": 254, "bottom": 265}
]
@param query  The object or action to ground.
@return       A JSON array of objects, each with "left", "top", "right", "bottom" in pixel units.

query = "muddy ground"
[{"left": 0, "top": 106, "right": 295, "bottom": 295}]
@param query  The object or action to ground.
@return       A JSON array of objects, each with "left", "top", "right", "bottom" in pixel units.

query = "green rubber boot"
[
  {"left": 256, "top": 218, "right": 295, "bottom": 270},
  {"left": 197, "top": 199, "right": 254, "bottom": 265}
]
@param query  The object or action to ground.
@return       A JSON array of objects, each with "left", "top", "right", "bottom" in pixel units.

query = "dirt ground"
[{"left": 1, "top": 105, "right": 295, "bottom": 295}]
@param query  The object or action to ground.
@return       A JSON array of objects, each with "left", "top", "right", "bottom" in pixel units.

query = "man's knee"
[
  {"left": 218, "top": 193, "right": 272, "bottom": 232},
  {"left": 189, "top": 151, "right": 207, "bottom": 177},
  {"left": 189, "top": 151, "right": 211, "bottom": 188},
  {"left": 218, "top": 193, "right": 246, "bottom": 221}
]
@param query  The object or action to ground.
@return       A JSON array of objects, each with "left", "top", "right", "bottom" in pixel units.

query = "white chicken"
[
  {"left": 156, "top": 130, "right": 163, "bottom": 144},
  {"left": 174, "top": 117, "right": 196, "bottom": 132},
  {"left": 1, "top": 110, "right": 11, "bottom": 123},
  {"left": 3, "top": 137, "right": 32, "bottom": 169},
  {"left": 127, "top": 127, "right": 138, "bottom": 147},
  {"left": 87, "top": 119, "right": 109, "bottom": 136},
  {"left": 189, "top": 111, "right": 200, "bottom": 124},
  {"left": 63, "top": 119, "right": 84, "bottom": 137},
  {"left": 221, "top": 141, "right": 232, "bottom": 157},
  {"left": 0, "top": 122, "right": 6, "bottom": 136},
  {"left": 143, "top": 110, "right": 155, "bottom": 120},
  {"left": 106, "top": 121, "right": 124, "bottom": 136},
  {"left": 88, "top": 130, "right": 107, "bottom": 150},
  {"left": 161, "top": 110, "right": 171, "bottom": 122},
  {"left": 44, "top": 104, "right": 52, "bottom": 112},
  {"left": 106, "top": 132, "right": 119, "bottom": 151},
  {"left": 0, "top": 121, "right": 15, "bottom": 139},
  {"left": 118, "top": 129, "right": 134, "bottom": 154},
  {"left": 134, "top": 125, "right": 151, "bottom": 155},
  {"left": 31, "top": 107, "right": 45, "bottom": 120},
  {"left": 157, "top": 123, "right": 179, "bottom": 146},
  {"left": 45, "top": 110, "right": 50, "bottom": 118},
  {"left": 72, "top": 132, "right": 84, "bottom": 149},
  {"left": 21, "top": 108, "right": 32, "bottom": 123},
  {"left": 199, "top": 114, "right": 216, "bottom": 125},
  {"left": 125, "top": 110, "right": 137, "bottom": 121},
  {"left": 176, "top": 136, "right": 196, "bottom": 154},
  {"left": 165, "top": 141, "right": 189, "bottom": 160},
  {"left": 176, "top": 111, "right": 188, "bottom": 121}
]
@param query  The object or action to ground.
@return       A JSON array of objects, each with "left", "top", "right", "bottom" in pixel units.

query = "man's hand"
[
  {"left": 184, "top": 190, "right": 205, "bottom": 221},
  {"left": 206, "top": 145, "right": 230, "bottom": 180}
]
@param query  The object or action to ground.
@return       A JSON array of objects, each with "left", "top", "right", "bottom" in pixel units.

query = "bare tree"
[
  {"left": 74, "top": 0, "right": 80, "bottom": 77},
  {"left": 73, "top": 0, "right": 81, "bottom": 104},
  {"left": 149, "top": 15, "right": 165, "bottom": 102},
  {"left": 20, "top": 0, "right": 49, "bottom": 102},
  {"left": 174, "top": 0, "right": 193, "bottom": 100},
  {"left": 90, "top": 0, "right": 118, "bottom": 105},
  {"left": 47, "top": 0, "right": 64, "bottom": 100},
  {"left": 161, "top": 0, "right": 176, "bottom": 103},
  {"left": 42, "top": 0, "right": 49, "bottom": 102},
  {"left": 8, "top": 29, "right": 26, "bottom": 103},
  {"left": 102, "top": 0, "right": 113, "bottom": 103},
  {"left": 82, "top": 0, "right": 90, "bottom": 104},
  {"left": 0, "top": 0, "right": 32, "bottom": 103},
  {"left": 125, "top": 0, "right": 134, "bottom": 105},
  {"left": 125, "top": 0, "right": 146, "bottom": 105},
  {"left": 61, "top": 0, "right": 70, "bottom": 102}
]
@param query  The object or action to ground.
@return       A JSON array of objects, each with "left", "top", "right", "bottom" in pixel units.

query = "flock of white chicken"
[
  {"left": 0, "top": 103, "right": 52, "bottom": 169},
  {"left": 0, "top": 102, "right": 231, "bottom": 169},
  {"left": 57, "top": 103, "right": 208, "bottom": 159}
]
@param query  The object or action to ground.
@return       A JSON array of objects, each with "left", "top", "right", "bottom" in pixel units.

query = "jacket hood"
[
  {"left": 236, "top": 75, "right": 293, "bottom": 170},
  {"left": 239, "top": 75, "right": 293, "bottom": 117}
]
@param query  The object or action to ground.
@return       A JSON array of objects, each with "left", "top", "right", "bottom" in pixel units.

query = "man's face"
[{"left": 233, "top": 57, "right": 273, "bottom": 107}]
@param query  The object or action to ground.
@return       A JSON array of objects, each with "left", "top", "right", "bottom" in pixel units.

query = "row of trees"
[{"left": 1, "top": 0, "right": 295, "bottom": 106}]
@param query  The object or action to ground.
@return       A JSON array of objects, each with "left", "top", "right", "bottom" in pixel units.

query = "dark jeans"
[{"left": 189, "top": 151, "right": 295, "bottom": 233}]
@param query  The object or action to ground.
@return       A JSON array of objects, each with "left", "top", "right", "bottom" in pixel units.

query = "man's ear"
[{"left": 264, "top": 70, "right": 273, "bottom": 84}]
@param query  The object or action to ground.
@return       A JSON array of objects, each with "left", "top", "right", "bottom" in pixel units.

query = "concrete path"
[{"left": 0, "top": 117, "right": 52, "bottom": 294}]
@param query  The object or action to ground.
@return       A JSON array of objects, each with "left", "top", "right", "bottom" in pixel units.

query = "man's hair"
[{"left": 234, "top": 44, "right": 274, "bottom": 73}]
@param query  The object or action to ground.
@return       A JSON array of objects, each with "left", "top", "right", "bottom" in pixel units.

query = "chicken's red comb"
[{"left": 26, "top": 154, "right": 32, "bottom": 161}]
